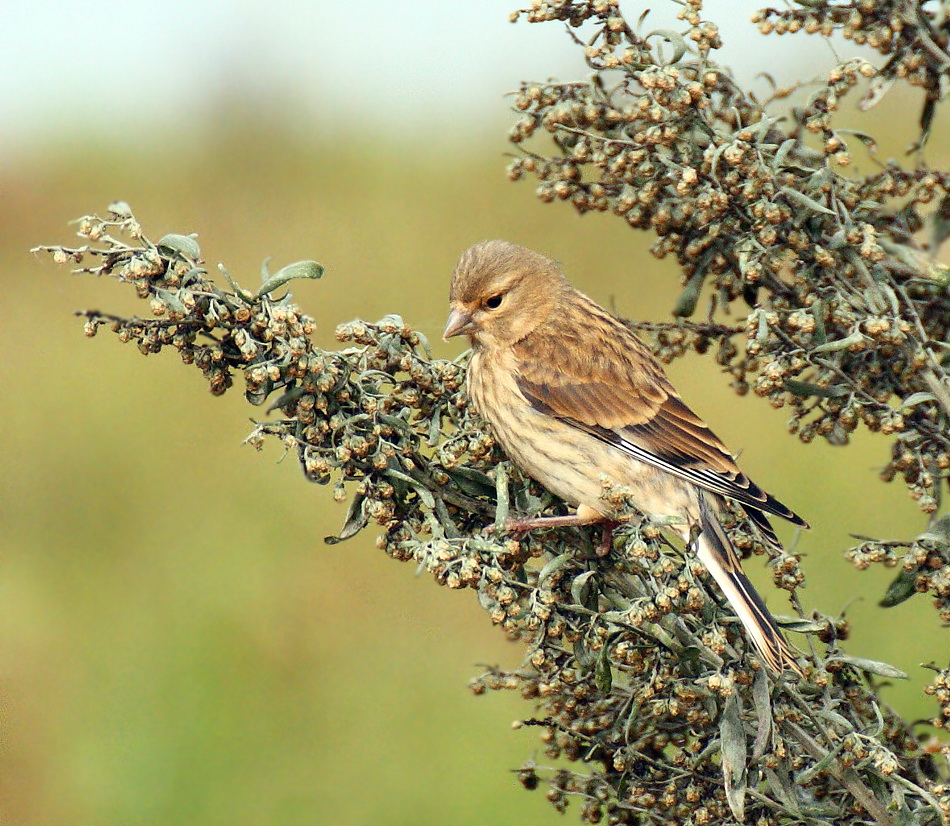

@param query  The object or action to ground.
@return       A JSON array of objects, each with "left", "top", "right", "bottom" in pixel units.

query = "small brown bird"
[{"left": 444, "top": 240, "right": 808, "bottom": 675}]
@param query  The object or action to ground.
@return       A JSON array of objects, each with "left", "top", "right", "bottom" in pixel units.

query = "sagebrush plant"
[{"left": 34, "top": 1, "right": 950, "bottom": 823}]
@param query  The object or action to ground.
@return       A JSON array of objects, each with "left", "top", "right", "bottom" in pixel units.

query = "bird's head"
[{"left": 444, "top": 240, "right": 568, "bottom": 347}]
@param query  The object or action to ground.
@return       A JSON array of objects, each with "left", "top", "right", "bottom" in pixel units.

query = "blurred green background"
[{"left": 2, "top": 3, "right": 948, "bottom": 825}]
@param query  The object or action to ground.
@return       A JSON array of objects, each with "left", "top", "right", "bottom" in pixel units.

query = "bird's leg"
[
  {"left": 502, "top": 504, "right": 622, "bottom": 557},
  {"left": 503, "top": 513, "right": 601, "bottom": 531},
  {"left": 503, "top": 503, "right": 606, "bottom": 532}
]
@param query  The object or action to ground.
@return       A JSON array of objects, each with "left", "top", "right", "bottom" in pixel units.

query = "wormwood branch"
[{"left": 37, "top": 203, "right": 948, "bottom": 825}]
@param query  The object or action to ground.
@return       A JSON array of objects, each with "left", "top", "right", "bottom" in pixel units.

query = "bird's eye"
[{"left": 484, "top": 293, "right": 504, "bottom": 310}]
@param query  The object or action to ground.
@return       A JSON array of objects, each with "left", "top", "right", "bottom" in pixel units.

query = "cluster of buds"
[
  {"left": 755, "top": 0, "right": 950, "bottom": 137},
  {"left": 847, "top": 515, "right": 950, "bottom": 622},
  {"left": 924, "top": 666, "right": 950, "bottom": 763}
]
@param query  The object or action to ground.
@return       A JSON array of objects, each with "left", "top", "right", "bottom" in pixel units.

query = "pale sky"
[{"left": 4, "top": 1, "right": 837, "bottom": 154}]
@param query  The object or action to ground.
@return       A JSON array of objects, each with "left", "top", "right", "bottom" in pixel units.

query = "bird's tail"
[{"left": 695, "top": 497, "right": 803, "bottom": 676}]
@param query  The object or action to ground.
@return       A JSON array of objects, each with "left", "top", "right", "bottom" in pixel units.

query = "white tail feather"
[{"left": 694, "top": 503, "right": 801, "bottom": 675}]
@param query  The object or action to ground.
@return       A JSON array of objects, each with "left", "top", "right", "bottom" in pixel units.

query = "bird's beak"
[{"left": 443, "top": 306, "right": 474, "bottom": 340}]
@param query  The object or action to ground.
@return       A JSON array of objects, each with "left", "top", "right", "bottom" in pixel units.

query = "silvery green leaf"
[
  {"left": 571, "top": 570, "right": 598, "bottom": 610},
  {"left": 753, "top": 114, "right": 779, "bottom": 142},
  {"left": 256, "top": 260, "right": 324, "bottom": 299},
  {"left": 763, "top": 767, "right": 801, "bottom": 814},
  {"left": 427, "top": 404, "right": 443, "bottom": 447},
  {"left": 538, "top": 552, "right": 574, "bottom": 586},
  {"left": 783, "top": 380, "right": 847, "bottom": 399},
  {"left": 157, "top": 233, "right": 201, "bottom": 260},
  {"left": 720, "top": 693, "right": 747, "bottom": 822},
  {"left": 817, "top": 709, "right": 855, "bottom": 731},
  {"left": 924, "top": 514, "right": 950, "bottom": 542},
  {"left": 751, "top": 668, "right": 773, "bottom": 760},
  {"left": 813, "top": 300, "right": 828, "bottom": 345},
  {"left": 325, "top": 490, "right": 367, "bottom": 544},
  {"left": 644, "top": 29, "right": 686, "bottom": 64},
  {"left": 573, "top": 637, "right": 593, "bottom": 670},
  {"left": 782, "top": 186, "right": 836, "bottom": 216},
  {"left": 594, "top": 645, "right": 613, "bottom": 694},
  {"left": 411, "top": 482, "right": 436, "bottom": 510},
  {"left": 773, "top": 138, "right": 798, "bottom": 171},
  {"left": 859, "top": 76, "right": 895, "bottom": 111},
  {"left": 218, "top": 263, "right": 254, "bottom": 302},
  {"left": 494, "top": 464, "right": 510, "bottom": 531},
  {"left": 774, "top": 616, "right": 827, "bottom": 633},
  {"left": 153, "top": 287, "right": 187, "bottom": 315},
  {"left": 812, "top": 331, "right": 868, "bottom": 353},
  {"left": 180, "top": 267, "right": 207, "bottom": 286},
  {"left": 796, "top": 740, "right": 844, "bottom": 785},
  {"left": 918, "top": 95, "right": 936, "bottom": 150},
  {"left": 901, "top": 392, "right": 936, "bottom": 409},
  {"left": 829, "top": 656, "right": 908, "bottom": 679},
  {"left": 414, "top": 329, "right": 432, "bottom": 357},
  {"left": 443, "top": 466, "right": 495, "bottom": 498},
  {"left": 673, "top": 270, "right": 703, "bottom": 317},
  {"left": 880, "top": 568, "right": 918, "bottom": 608},
  {"left": 837, "top": 129, "right": 878, "bottom": 152},
  {"left": 827, "top": 228, "right": 848, "bottom": 250},
  {"left": 108, "top": 200, "right": 133, "bottom": 218},
  {"left": 378, "top": 414, "right": 415, "bottom": 438}
]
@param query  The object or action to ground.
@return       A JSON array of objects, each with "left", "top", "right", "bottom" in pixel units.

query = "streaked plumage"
[{"left": 445, "top": 240, "right": 808, "bottom": 675}]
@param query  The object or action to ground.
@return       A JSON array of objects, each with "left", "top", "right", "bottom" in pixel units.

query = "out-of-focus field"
[{"left": 0, "top": 114, "right": 944, "bottom": 825}]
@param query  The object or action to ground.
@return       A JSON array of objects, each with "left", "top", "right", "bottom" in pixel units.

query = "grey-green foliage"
[
  {"left": 35, "top": 199, "right": 948, "bottom": 824},
  {"left": 34, "top": 0, "right": 950, "bottom": 821}
]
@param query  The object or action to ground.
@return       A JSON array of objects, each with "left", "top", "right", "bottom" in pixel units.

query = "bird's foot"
[{"left": 596, "top": 520, "right": 619, "bottom": 557}]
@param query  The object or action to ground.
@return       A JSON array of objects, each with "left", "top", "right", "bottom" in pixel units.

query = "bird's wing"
[{"left": 512, "top": 315, "right": 808, "bottom": 529}]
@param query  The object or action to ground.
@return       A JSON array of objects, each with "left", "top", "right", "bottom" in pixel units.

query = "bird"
[{"left": 444, "top": 240, "right": 809, "bottom": 675}]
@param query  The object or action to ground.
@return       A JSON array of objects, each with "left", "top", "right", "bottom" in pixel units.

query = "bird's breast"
[{"left": 467, "top": 351, "right": 696, "bottom": 523}]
